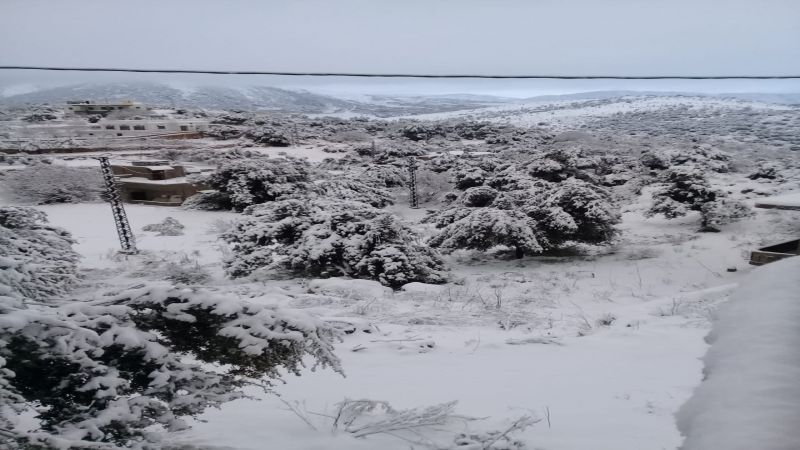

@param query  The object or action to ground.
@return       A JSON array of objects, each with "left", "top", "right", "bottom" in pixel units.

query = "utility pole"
[
  {"left": 407, "top": 156, "right": 418, "bottom": 208},
  {"left": 96, "top": 155, "right": 137, "bottom": 254}
]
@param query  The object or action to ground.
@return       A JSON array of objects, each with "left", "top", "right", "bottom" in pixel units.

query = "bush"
[
  {"left": 646, "top": 165, "right": 751, "bottom": 231},
  {"left": 142, "top": 217, "right": 185, "bottom": 236},
  {"left": 0, "top": 207, "right": 78, "bottom": 306},
  {"left": 199, "top": 157, "right": 312, "bottom": 211},
  {"left": 224, "top": 199, "right": 446, "bottom": 288},
  {"left": 428, "top": 208, "right": 542, "bottom": 258},
  {"left": 0, "top": 164, "right": 103, "bottom": 205}
]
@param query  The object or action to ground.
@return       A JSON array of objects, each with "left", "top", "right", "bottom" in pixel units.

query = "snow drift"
[{"left": 677, "top": 256, "right": 800, "bottom": 450}]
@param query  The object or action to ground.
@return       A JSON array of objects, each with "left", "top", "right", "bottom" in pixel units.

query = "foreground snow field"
[{"left": 22, "top": 197, "right": 795, "bottom": 450}]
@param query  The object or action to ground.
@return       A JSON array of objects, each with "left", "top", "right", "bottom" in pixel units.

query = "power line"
[{"left": 0, "top": 66, "right": 799, "bottom": 79}]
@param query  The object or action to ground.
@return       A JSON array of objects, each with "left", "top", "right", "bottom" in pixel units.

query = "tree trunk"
[{"left": 515, "top": 246, "right": 524, "bottom": 259}]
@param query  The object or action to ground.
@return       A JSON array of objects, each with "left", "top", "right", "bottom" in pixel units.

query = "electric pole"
[
  {"left": 407, "top": 156, "right": 418, "bottom": 208},
  {"left": 96, "top": 156, "right": 137, "bottom": 254}
]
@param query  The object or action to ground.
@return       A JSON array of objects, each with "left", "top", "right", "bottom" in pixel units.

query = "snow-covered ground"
[{"left": 20, "top": 194, "right": 797, "bottom": 450}]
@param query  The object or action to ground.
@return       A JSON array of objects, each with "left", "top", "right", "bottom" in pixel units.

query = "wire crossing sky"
[
  {"left": 1, "top": 66, "right": 799, "bottom": 79},
  {"left": 2, "top": 0, "right": 799, "bottom": 76}
]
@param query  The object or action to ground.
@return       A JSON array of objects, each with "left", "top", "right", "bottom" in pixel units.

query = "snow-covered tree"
[
  {"left": 193, "top": 157, "right": 312, "bottom": 211},
  {"left": 0, "top": 207, "right": 78, "bottom": 307},
  {"left": 428, "top": 208, "right": 542, "bottom": 258},
  {"left": 0, "top": 284, "right": 342, "bottom": 449},
  {"left": 224, "top": 199, "right": 446, "bottom": 288},
  {"left": 524, "top": 148, "right": 597, "bottom": 183},
  {"left": 427, "top": 178, "right": 620, "bottom": 256},
  {"left": 317, "top": 177, "right": 394, "bottom": 208},
  {"left": 646, "top": 166, "right": 751, "bottom": 231},
  {"left": 0, "top": 164, "right": 103, "bottom": 205},
  {"left": 0, "top": 208, "right": 343, "bottom": 448},
  {"left": 523, "top": 179, "right": 620, "bottom": 247}
]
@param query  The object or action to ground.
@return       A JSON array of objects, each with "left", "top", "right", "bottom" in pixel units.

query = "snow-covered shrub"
[
  {"left": 398, "top": 123, "right": 445, "bottom": 141},
  {"left": 141, "top": 216, "right": 185, "bottom": 236},
  {"left": 453, "top": 167, "right": 488, "bottom": 189},
  {"left": 245, "top": 126, "right": 292, "bottom": 146},
  {"left": 747, "top": 161, "right": 783, "bottom": 180},
  {"left": 428, "top": 208, "right": 542, "bottom": 258},
  {"left": 198, "top": 157, "right": 312, "bottom": 211},
  {"left": 639, "top": 151, "right": 671, "bottom": 171},
  {"left": 646, "top": 166, "right": 751, "bottom": 231},
  {"left": 0, "top": 207, "right": 78, "bottom": 306},
  {"left": 224, "top": 199, "right": 446, "bottom": 288},
  {"left": 461, "top": 186, "right": 499, "bottom": 207},
  {"left": 699, "top": 198, "right": 754, "bottom": 232},
  {"left": 524, "top": 148, "right": 597, "bottom": 183},
  {"left": 317, "top": 177, "right": 394, "bottom": 208},
  {"left": 0, "top": 164, "right": 103, "bottom": 205},
  {"left": 182, "top": 189, "right": 231, "bottom": 211},
  {"left": 0, "top": 283, "right": 342, "bottom": 448},
  {"left": 163, "top": 260, "right": 210, "bottom": 285},
  {"left": 666, "top": 146, "right": 731, "bottom": 173}
]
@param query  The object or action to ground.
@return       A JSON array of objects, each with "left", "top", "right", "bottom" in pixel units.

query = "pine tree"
[{"left": 224, "top": 199, "right": 446, "bottom": 288}]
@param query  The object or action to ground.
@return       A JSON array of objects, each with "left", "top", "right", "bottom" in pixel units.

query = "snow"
[
  {"left": 14, "top": 200, "right": 774, "bottom": 449},
  {"left": 677, "top": 256, "right": 800, "bottom": 450}
]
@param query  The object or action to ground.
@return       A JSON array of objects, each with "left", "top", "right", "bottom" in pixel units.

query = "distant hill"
[
  {"left": 1, "top": 83, "right": 797, "bottom": 117},
  {"left": 0, "top": 82, "right": 509, "bottom": 117}
]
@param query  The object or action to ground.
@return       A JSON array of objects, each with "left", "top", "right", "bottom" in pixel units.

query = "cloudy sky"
[{"left": 1, "top": 0, "right": 799, "bottom": 96}]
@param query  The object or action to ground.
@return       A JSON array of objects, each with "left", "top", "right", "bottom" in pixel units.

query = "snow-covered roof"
[{"left": 754, "top": 192, "right": 800, "bottom": 210}]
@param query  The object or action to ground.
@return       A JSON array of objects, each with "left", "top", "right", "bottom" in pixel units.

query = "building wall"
[
  {"left": 80, "top": 119, "right": 209, "bottom": 138},
  {"left": 111, "top": 164, "right": 186, "bottom": 179},
  {"left": 118, "top": 181, "right": 200, "bottom": 205}
]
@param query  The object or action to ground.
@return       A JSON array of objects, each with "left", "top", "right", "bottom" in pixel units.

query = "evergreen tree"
[{"left": 224, "top": 199, "right": 446, "bottom": 288}]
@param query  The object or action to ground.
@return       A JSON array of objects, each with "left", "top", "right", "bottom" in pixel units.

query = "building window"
[
  {"left": 180, "top": 125, "right": 189, "bottom": 131},
  {"left": 119, "top": 125, "right": 130, "bottom": 130},
  {"left": 117, "top": 133, "right": 123, "bottom": 136},
  {"left": 157, "top": 125, "right": 166, "bottom": 130},
  {"left": 106, "top": 125, "right": 115, "bottom": 130},
  {"left": 133, "top": 125, "right": 146, "bottom": 130}
]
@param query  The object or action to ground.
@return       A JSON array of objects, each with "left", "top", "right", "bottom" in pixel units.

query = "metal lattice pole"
[
  {"left": 97, "top": 156, "right": 137, "bottom": 254},
  {"left": 407, "top": 156, "right": 418, "bottom": 208}
]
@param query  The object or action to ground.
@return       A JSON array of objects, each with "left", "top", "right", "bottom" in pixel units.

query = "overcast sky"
[{"left": 1, "top": 0, "right": 799, "bottom": 96}]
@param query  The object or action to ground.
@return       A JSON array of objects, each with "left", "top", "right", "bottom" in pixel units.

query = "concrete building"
[
  {"left": 111, "top": 160, "right": 204, "bottom": 206},
  {"left": 81, "top": 119, "right": 208, "bottom": 138},
  {"left": 66, "top": 100, "right": 144, "bottom": 115}
]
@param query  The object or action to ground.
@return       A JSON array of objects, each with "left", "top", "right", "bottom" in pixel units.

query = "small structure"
[
  {"left": 749, "top": 191, "right": 800, "bottom": 266},
  {"left": 111, "top": 160, "right": 203, "bottom": 206},
  {"left": 66, "top": 100, "right": 144, "bottom": 116}
]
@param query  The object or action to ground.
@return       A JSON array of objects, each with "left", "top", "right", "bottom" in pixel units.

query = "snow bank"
[
  {"left": 677, "top": 256, "right": 800, "bottom": 450},
  {"left": 307, "top": 278, "right": 393, "bottom": 299}
]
